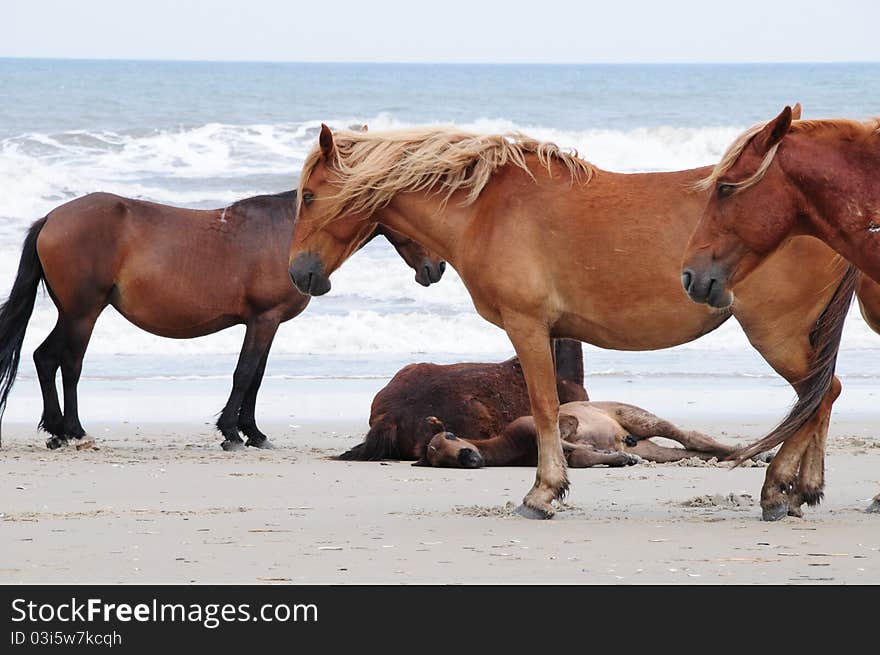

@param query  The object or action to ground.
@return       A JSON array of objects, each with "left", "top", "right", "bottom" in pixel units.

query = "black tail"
[
  {"left": 735, "top": 263, "right": 858, "bottom": 463},
  {"left": 338, "top": 418, "right": 400, "bottom": 461},
  {"left": 554, "top": 339, "right": 584, "bottom": 386},
  {"left": 0, "top": 218, "right": 47, "bottom": 444}
]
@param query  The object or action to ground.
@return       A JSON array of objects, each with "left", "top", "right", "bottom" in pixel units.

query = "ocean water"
[{"left": 2, "top": 59, "right": 880, "bottom": 388}]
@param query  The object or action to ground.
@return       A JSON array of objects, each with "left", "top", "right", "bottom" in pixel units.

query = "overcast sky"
[{"left": 3, "top": 0, "right": 879, "bottom": 64}]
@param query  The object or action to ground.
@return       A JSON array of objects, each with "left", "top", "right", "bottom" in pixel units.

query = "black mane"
[{"left": 226, "top": 189, "right": 298, "bottom": 223}]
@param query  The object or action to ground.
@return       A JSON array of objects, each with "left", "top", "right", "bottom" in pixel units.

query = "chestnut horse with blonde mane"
[
  {"left": 289, "top": 120, "right": 863, "bottom": 520},
  {"left": 682, "top": 106, "right": 880, "bottom": 513},
  {"left": 0, "top": 190, "right": 444, "bottom": 451}
]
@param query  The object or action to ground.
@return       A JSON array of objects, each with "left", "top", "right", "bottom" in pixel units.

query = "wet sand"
[{"left": 2, "top": 417, "right": 878, "bottom": 584}]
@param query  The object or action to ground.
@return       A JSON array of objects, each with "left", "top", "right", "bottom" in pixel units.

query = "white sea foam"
[
  {"left": 1, "top": 116, "right": 878, "bottom": 369},
  {"left": 0, "top": 116, "right": 740, "bottom": 221}
]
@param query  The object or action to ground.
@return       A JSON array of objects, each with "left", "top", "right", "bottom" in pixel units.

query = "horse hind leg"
[
  {"left": 605, "top": 402, "right": 741, "bottom": 460},
  {"left": 734, "top": 307, "right": 844, "bottom": 521},
  {"left": 33, "top": 322, "right": 65, "bottom": 448},
  {"left": 785, "top": 377, "right": 838, "bottom": 517},
  {"left": 58, "top": 312, "right": 101, "bottom": 446}
]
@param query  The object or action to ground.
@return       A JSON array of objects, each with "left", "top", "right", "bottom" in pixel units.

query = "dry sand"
[{"left": 2, "top": 416, "right": 878, "bottom": 585}]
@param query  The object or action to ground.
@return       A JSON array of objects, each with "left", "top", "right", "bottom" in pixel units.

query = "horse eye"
[
  {"left": 302, "top": 191, "right": 315, "bottom": 205},
  {"left": 717, "top": 183, "right": 735, "bottom": 198}
]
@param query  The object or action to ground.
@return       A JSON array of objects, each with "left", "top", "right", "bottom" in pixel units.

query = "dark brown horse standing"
[
  {"left": 0, "top": 190, "right": 444, "bottom": 451},
  {"left": 682, "top": 106, "right": 880, "bottom": 512}
]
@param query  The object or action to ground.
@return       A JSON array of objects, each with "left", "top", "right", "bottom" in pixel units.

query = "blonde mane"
[
  {"left": 296, "top": 126, "right": 594, "bottom": 224},
  {"left": 697, "top": 116, "right": 880, "bottom": 193}
]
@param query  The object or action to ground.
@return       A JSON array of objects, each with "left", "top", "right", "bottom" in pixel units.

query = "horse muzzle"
[
  {"left": 290, "top": 252, "right": 332, "bottom": 296},
  {"left": 681, "top": 264, "right": 734, "bottom": 309},
  {"left": 415, "top": 260, "right": 446, "bottom": 287},
  {"left": 457, "top": 448, "right": 485, "bottom": 469}
]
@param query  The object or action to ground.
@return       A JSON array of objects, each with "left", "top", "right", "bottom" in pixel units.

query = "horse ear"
[
  {"left": 790, "top": 103, "right": 802, "bottom": 121},
  {"left": 424, "top": 416, "right": 445, "bottom": 433},
  {"left": 361, "top": 124, "right": 369, "bottom": 132},
  {"left": 319, "top": 123, "right": 336, "bottom": 162},
  {"left": 754, "top": 106, "right": 793, "bottom": 155}
]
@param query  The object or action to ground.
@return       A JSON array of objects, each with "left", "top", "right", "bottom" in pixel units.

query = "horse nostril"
[
  {"left": 439, "top": 262, "right": 446, "bottom": 273},
  {"left": 681, "top": 269, "right": 693, "bottom": 292},
  {"left": 706, "top": 277, "right": 716, "bottom": 299}
]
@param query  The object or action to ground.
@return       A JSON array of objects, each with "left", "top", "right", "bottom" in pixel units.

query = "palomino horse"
[
  {"left": 340, "top": 339, "right": 588, "bottom": 462},
  {"left": 288, "top": 123, "right": 859, "bottom": 520},
  {"left": 415, "top": 401, "right": 751, "bottom": 468},
  {"left": 0, "top": 190, "right": 444, "bottom": 451},
  {"left": 682, "top": 106, "right": 880, "bottom": 513}
]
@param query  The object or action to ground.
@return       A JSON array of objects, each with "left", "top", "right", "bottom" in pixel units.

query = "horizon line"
[{"left": 2, "top": 55, "right": 879, "bottom": 66}]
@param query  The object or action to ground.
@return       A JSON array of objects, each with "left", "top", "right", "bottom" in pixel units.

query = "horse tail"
[
  {"left": 0, "top": 218, "right": 48, "bottom": 443},
  {"left": 734, "top": 263, "right": 858, "bottom": 464},
  {"left": 337, "top": 417, "right": 400, "bottom": 461}
]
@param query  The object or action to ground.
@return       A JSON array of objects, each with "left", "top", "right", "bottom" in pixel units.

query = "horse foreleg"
[
  {"left": 218, "top": 316, "right": 279, "bottom": 452},
  {"left": 237, "top": 339, "right": 275, "bottom": 449},
  {"left": 504, "top": 316, "right": 567, "bottom": 519},
  {"left": 627, "top": 440, "right": 725, "bottom": 463},
  {"left": 563, "top": 442, "right": 639, "bottom": 468}
]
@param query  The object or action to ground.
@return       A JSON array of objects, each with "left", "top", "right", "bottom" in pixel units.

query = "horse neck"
[
  {"left": 473, "top": 428, "right": 536, "bottom": 466},
  {"left": 373, "top": 192, "right": 476, "bottom": 264},
  {"left": 788, "top": 134, "right": 880, "bottom": 279}
]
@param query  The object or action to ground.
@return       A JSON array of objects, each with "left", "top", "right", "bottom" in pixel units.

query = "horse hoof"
[
  {"left": 624, "top": 453, "right": 643, "bottom": 466},
  {"left": 246, "top": 438, "right": 275, "bottom": 450},
  {"left": 755, "top": 451, "right": 775, "bottom": 464},
  {"left": 221, "top": 439, "right": 246, "bottom": 452},
  {"left": 761, "top": 503, "right": 789, "bottom": 522},
  {"left": 515, "top": 503, "right": 554, "bottom": 520},
  {"left": 46, "top": 436, "right": 68, "bottom": 450},
  {"left": 865, "top": 500, "right": 880, "bottom": 514}
]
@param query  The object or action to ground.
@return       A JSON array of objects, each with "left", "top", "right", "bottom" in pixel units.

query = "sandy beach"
[{"left": 3, "top": 392, "right": 878, "bottom": 584}]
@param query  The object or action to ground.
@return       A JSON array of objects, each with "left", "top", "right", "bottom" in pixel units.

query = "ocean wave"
[
  {"left": 3, "top": 115, "right": 880, "bottom": 367},
  {"left": 12, "top": 290, "right": 880, "bottom": 358},
  {"left": 0, "top": 116, "right": 743, "bottom": 223}
]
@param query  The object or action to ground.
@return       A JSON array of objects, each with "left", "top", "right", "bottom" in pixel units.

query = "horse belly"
[
  {"left": 111, "top": 274, "right": 243, "bottom": 338},
  {"left": 553, "top": 301, "right": 726, "bottom": 351}
]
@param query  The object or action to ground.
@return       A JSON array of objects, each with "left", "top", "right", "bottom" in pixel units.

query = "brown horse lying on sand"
[
  {"left": 682, "top": 106, "right": 880, "bottom": 513},
  {"left": 415, "top": 401, "right": 748, "bottom": 468},
  {"left": 289, "top": 119, "right": 864, "bottom": 520},
  {"left": 0, "top": 190, "right": 444, "bottom": 451},
  {"left": 339, "top": 339, "right": 588, "bottom": 461}
]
